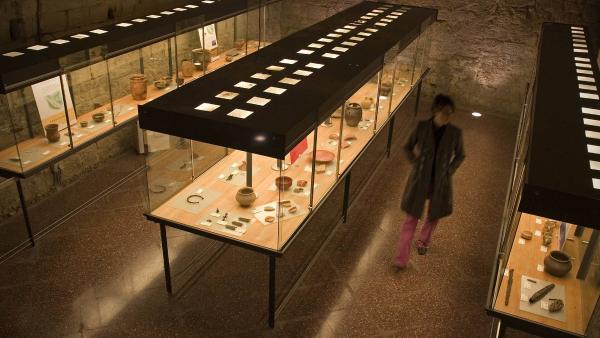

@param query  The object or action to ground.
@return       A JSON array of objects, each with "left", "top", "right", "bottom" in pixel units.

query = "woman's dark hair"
[{"left": 431, "top": 94, "right": 455, "bottom": 114}]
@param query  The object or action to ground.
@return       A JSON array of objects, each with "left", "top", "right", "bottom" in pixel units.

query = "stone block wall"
[{"left": 280, "top": 0, "right": 600, "bottom": 118}]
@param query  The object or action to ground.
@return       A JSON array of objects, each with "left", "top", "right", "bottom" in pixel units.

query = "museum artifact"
[
  {"left": 279, "top": 200, "right": 291, "bottom": 207},
  {"left": 265, "top": 216, "right": 275, "bottom": 223},
  {"left": 149, "top": 184, "right": 167, "bottom": 193},
  {"left": 380, "top": 80, "right": 392, "bottom": 97},
  {"left": 544, "top": 250, "right": 572, "bottom": 277},
  {"left": 345, "top": 102, "right": 363, "bottom": 127},
  {"left": 162, "top": 76, "right": 173, "bottom": 85},
  {"left": 235, "top": 39, "right": 246, "bottom": 51},
  {"left": 80, "top": 121, "right": 88, "bottom": 128},
  {"left": 239, "top": 217, "right": 251, "bottom": 223},
  {"left": 93, "top": 112, "right": 105, "bottom": 123},
  {"left": 341, "top": 141, "right": 351, "bottom": 149},
  {"left": 310, "top": 150, "right": 336, "bottom": 163},
  {"left": 239, "top": 161, "right": 247, "bottom": 171},
  {"left": 192, "top": 48, "right": 212, "bottom": 71},
  {"left": 316, "top": 164, "right": 327, "bottom": 173},
  {"left": 186, "top": 194, "right": 205, "bottom": 203},
  {"left": 275, "top": 176, "right": 293, "bottom": 191},
  {"left": 236, "top": 187, "right": 257, "bottom": 207},
  {"left": 361, "top": 96, "right": 374, "bottom": 109},
  {"left": 505, "top": 268, "right": 514, "bottom": 306},
  {"left": 293, "top": 187, "right": 304, "bottom": 193},
  {"left": 232, "top": 221, "right": 243, "bottom": 227},
  {"left": 329, "top": 133, "right": 340, "bottom": 140},
  {"left": 289, "top": 206, "right": 298, "bottom": 214},
  {"left": 548, "top": 299, "right": 564, "bottom": 313},
  {"left": 226, "top": 224, "right": 237, "bottom": 230},
  {"left": 529, "top": 283, "right": 555, "bottom": 304},
  {"left": 154, "top": 80, "right": 167, "bottom": 89},
  {"left": 181, "top": 59, "right": 195, "bottom": 77},
  {"left": 344, "top": 134, "right": 357, "bottom": 141},
  {"left": 297, "top": 180, "right": 308, "bottom": 187},
  {"left": 264, "top": 206, "right": 275, "bottom": 212},
  {"left": 44, "top": 124, "right": 60, "bottom": 143},
  {"left": 130, "top": 74, "right": 148, "bottom": 100},
  {"left": 521, "top": 230, "right": 533, "bottom": 240}
]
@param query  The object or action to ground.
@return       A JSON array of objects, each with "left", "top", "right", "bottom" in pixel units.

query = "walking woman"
[{"left": 395, "top": 94, "right": 465, "bottom": 269}]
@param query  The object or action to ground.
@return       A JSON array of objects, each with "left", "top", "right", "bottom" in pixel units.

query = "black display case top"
[
  {"left": 0, "top": 0, "right": 275, "bottom": 94},
  {"left": 139, "top": 1, "right": 436, "bottom": 159},
  {"left": 520, "top": 23, "right": 600, "bottom": 229}
]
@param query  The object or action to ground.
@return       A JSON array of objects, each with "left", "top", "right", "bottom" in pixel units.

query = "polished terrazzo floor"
[{"left": 0, "top": 111, "right": 538, "bottom": 337}]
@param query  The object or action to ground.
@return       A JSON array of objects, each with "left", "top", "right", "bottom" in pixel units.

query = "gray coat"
[{"left": 401, "top": 119, "right": 465, "bottom": 220}]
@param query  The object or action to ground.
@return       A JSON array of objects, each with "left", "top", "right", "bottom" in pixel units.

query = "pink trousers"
[{"left": 394, "top": 204, "right": 439, "bottom": 267}]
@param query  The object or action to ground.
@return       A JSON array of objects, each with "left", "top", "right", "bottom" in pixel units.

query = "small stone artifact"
[
  {"left": 130, "top": 74, "right": 148, "bottom": 100},
  {"left": 226, "top": 224, "right": 237, "bottom": 231},
  {"left": 275, "top": 176, "right": 293, "bottom": 191},
  {"left": 238, "top": 161, "right": 247, "bottom": 171},
  {"left": 344, "top": 134, "right": 357, "bottom": 141},
  {"left": 232, "top": 221, "right": 243, "bottom": 227},
  {"left": 279, "top": 200, "right": 292, "bottom": 207},
  {"left": 239, "top": 217, "right": 251, "bottom": 223},
  {"left": 504, "top": 268, "right": 514, "bottom": 306},
  {"left": 293, "top": 187, "right": 304, "bottom": 193},
  {"left": 80, "top": 121, "right": 88, "bottom": 128},
  {"left": 265, "top": 216, "right": 275, "bottom": 223},
  {"left": 297, "top": 180, "right": 308, "bottom": 187},
  {"left": 236, "top": 187, "right": 257, "bottom": 207},
  {"left": 181, "top": 59, "right": 195, "bottom": 77},
  {"left": 192, "top": 48, "right": 212, "bottom": 71},
  {"left": 264, "top": 206, "right": 275, "bottom": 212},
  {"left": 288, "top": 206, "right": 298, "bottom": 214},
  {"left": 345, "top": 102, "right": 363, "bottom": 127},
  {"left": 521, "top": 230, "right": 533, "bottom": 240},
  {"left": 329, "top": 133, "right": 340, "bottom": 140},
  {"left": 548, "top": 299, "right": 564, "bottom": 313},
  {"left": 44, "top": 124, "right": 60, "bottom": 143},
  {"left": 93, "top": 113, "right": 105, "bottom": 123},
  {"left": 529, "top": 283, "right": 555, "bottom": 304},
  {"left": 544, "top": 250, "right": 572, "bottom": 277},
  {"left": 361, "top": 97, "right": 374, "bottom": 109},
  {"left": 341, "top": 141, "right": 351, "bottom": 149}
]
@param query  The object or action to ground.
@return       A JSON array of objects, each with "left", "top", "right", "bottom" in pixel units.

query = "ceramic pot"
[
  {"left": 345, "top": 103, "right": 363, "bottom": 127},
  {"left": 361, "top": 97, "right": 374, "bottom": 109},
  {"left": 235, "top": 39, "right": 246, "bottom": 51},
  {"left": 192, "top": 49, "right": 211, "bottom": 71},
  {"left": 92, "top": 113, "right": 105, "bottom": 123},
  {"left": 235, "top": 187, "right": 257, "bottom": 207},
  {"left": 44, "top": 124, "right": 60, "bottom": 143},
  {"left": 129, "top": 74, "right": 147, "bottom": 100},
  {"left": 181, "top": 59, "right": 195, "bottom": 77},
  {"left": 275, "top": 176, "right": 293, "bottom": 191},
  {"left": 154, "top": 80, "right": 167, "bottom": 89},
  {"left": 162, "top": 76, "right": 173, "bottom": 85},
  {"left": 544, "top": 250, "right": 572, "bottom": 277}
]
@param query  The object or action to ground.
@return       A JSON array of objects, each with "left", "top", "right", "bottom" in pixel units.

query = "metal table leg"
[
  {"left": 16, "top": 178, "right": 34, "bottom": 247},
  {"left": 160, "top": 224, "right": 173, "bottom": 294},
  {"left": 268, "top": 255, "right": 276, "bottom": 328}
]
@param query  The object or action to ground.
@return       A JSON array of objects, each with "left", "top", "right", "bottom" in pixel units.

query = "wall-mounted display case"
[
  {"left": 139, "top": 1, "right": 436, "bottom": 327},
  {"left": 487, "top": 23, "right": 600, "bottom": 338}
]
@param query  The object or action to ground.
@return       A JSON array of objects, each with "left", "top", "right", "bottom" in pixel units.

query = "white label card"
[
  {"left": 537, "top": 264, "right": 544, "bottom": 272},
  {"left": 540, "top": 246, "right": 548, "bottom": 253},
  {"left": 519, "top": 238, "right": 526, "bottom": 245},
  {"left": 534, "top": 230, "right": 542, "bottom": 237},
  {"left": 535, "top": 218, "right": 542, "bottom": 224}
]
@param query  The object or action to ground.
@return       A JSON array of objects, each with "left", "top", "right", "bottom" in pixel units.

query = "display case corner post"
[
  {"left": 159, "top": 223, "right": 173, "bottom": 294},
  {"left": 342, "top": 172, "right": 351, "bottom": 224},
  {"left": 387, "top": 115, "right": 395, "bottom": 158},
  {"left": 268, "top": 254, "right": 277, "bottom": 328},
  {"left": 576, "top": 229, "right": 599, "bottom": 280},
  {"left": 15, "top": 178, "right": 35, "bottom": 247}
]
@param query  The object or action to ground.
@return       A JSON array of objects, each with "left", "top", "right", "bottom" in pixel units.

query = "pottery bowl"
[
  {"left": 92, "top": 113, "right": 105, "bottom": 123},
  {"left": 154, "top": 80, "right": 167, "bottom": 89},
  {"left": 275, "top": 176, "right": 293, "bottom": 191}
]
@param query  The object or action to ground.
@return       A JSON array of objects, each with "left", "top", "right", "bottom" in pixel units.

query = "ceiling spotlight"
[{"left": 472, "top": 112, "right": 482, "bottom": 117}]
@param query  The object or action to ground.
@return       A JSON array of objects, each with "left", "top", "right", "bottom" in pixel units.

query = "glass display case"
[{"left": 487, "top": 23, "right": 600, "bottom": 338}]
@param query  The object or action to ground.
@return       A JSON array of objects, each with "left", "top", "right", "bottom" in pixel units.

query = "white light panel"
[
  {"left": 293, "top": 70, "right": 313, "bottom": 77},
  {"left": 580, "top": 92, "right": 599, "bottom": 100},
  {"left": 573, "top": 39, "right": 586, "bottom": 43},
  {"left": 392, "top": 12, "right": 404, "bottom": 15},
  {"left": 185, "top": 5, "right": 199, "bottom": 8},
  {"left": 586, "top": 130, "right": 600, "bottom": 140},
  {"left": 306, "top": 62, "right": 324, "bottom": 69},
  {"left": 575, "top": 57, "right": 591, "bottom": 62},
  {"left": 344, "top": 25, "right": 356, "bottom": 30},
  {"left": 342, "top": 41, "right": 358, "bottom": 46},
  {"left": 375, "top": 22, "right": 388, "bottom": 27},
  {"left": 280, "top": 58, "right": 298, "bottom": 64},
  {"left": 366, "top": 13, "right": 378, "bottom": 17},
  {"left": 335, "top": 29, "right": 350, "bottom": 34},
  {"left": 234, "top": 81, "right": 256, "bottom": 89},
  {"left": 116, "top": 23, "right": 133, "bottom": 27},
  {"left": 588, "top": 144, "right": 600, "bottom": 154},
  {"left": 591, "top": 161, "right": 600, "bottom": 171},
  {"left": 323, "top": 53, "right": 339, "bottom": 59},
  {"left": 50, "top": 39, "right": 70, "bottom": 45},
  {"left": 297, "top": 49, "right": 314, "bottom": 55},
  {"left": 358, "top": 32, "right": 372, "bottom": 37},
  {"left": 251, "top": 73, "right": 271, "bottom": 80},
  {"left": 387, "top": 15, "right": 399, "bottom": 19},
  {"left": 318, "top": 38, "right": 334, "bottom": 43},
  {"left": 574, "top": 49, "right": 588, "bottom": 53},
  {"left": 173, "top": 7, "right": 187, "bottom": 11},
  {"left": 366, "top": 28, "right": 378, "bottom": 33},
  {"left": 577, "top": 69, "right": 593, "bottom": 75},
  {"left": 264, "top": 87, "right": 287, "bottom": 95},
  {"left": 332, "top": 46, "right": 349, "bottom": 52},
  {"left": 202, "top": 0, "right": 215, "bottom": 3},
  {"left": 573, "top": 43, "right": 587, "bottom": 48},
  {"left": 373, "top": 9, "right": 384, "bottom": 13},
  {"left": 27, "top": 45, "right": 48, "bottom": 51},
  {"left": 327, "top": 33, "right": 342, "bottom": 38},
  {"left": 572, "top": 26, "right": 584, "bottom": 31},
  {"left": 350, "top": 36, "right": 365, "bottom": 42},
  {"left": 247, "top": 97, "right": 271, "bottom": 106},
  {"left": 594, "top": 178, "right": 600, "bottom": 190},
  {"left": 228, "top": 109, "right": 253, "bottom": 119},
  {"left": 266, "top": 65, "right": 285, "bottom": 71},
  {"left": 216, "top": 91, "right": 239, "bottom": 100},
  {"left": 147, "top": 15, "right": 161, "bottom": 19},
  {"left": 71, "top": 34, "right": 89, "bottom": 39},
  {"left": 132, "top": 18, "right": 147, "bottom": 23},
  {"left": 360, "top": 16, "right": 372, "bottom": 20},
  {"left": 161, "top": 11, "right": 175, "bottom": 15},
  {"left": 578, "top": 76, "right": 595, "bottom": 83},
  {"left": 308, "top": 43, "right": 324, "bottom": 49},
  {"left": 195, "top": 103, "right": 220, "bottom": 112},
  {"left": 583, "top": 107, "right": 600, "bottom": 116},
  {"left": 381, "top": 18, "right": 393, "bottom": 23},
  {"left": 579, "top": 84, "right": 598, "bottom": 91},
  {"left": 90, "top": 29, "right": 108, "bottom": 34},
  {"left": 584, "top": 118, "right": 600, "bottom": 127},
  {"left": 576, "top": 62, "right": 591, "bottom": 69},
  {"left": 279, "top": 77, "right": 301, "bottom": 85},
  {"left": 2, "top": 52, "right": 23, "bottom": 57}
]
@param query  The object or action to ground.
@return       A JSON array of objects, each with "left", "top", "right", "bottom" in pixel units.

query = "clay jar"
[
  {"left": 544, "top": 250, "right": 572, "bottom": 277},
  {"left": 235, "top": 187, "right": 257, "bottom": 207},
  {"left": 345, "top": 103, "right": 363, "bottom": 127},
  {"left": 275, "top": 176, "right": 293, "bottom": 191},
  {"left": 129, "top": 74, "right": 147, "bottom": 101},
  {"left": 181, "top": 59, "right": 195, "bottom": 77},
  {"left": 361, "top": 97, "right": 374, "bottom": 109},
  {"left": 44, "top": 124, "right": 60, "bottom": 143},
  {"left": 192, "top": 49, "right": 212, "bottom": 71}
]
